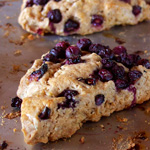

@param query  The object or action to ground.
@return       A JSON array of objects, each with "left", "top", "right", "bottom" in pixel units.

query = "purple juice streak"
[
  {"left": 49, "top": 22, "right": 56, "bottom": 33},
  {"left": 127, "top": 85, "right": 137, "bottom": 107}
]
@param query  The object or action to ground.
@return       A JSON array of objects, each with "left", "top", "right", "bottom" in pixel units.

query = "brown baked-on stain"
[
  {"left": 115, "top": 38, "right": 125, "bottom": 45},
  {"left": 102, "top": 32, "right": 125, "bottom": 45},
  {"left": 134, "top": 51, "right": 145, "bottom": 55}
]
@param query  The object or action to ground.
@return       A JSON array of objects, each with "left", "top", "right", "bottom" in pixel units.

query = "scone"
[
  {"left": 18, "top": 0, "right": 150, "bottom": 36},
  {"left": 12, "top": 38, "right": 150, "bottom": 145}
]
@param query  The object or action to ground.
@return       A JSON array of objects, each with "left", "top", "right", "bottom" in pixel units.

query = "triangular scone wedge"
[
  {"left": 18, "top": 0, "right": 150, "bottom": 36},
  {"left": 16, "top": 39, "right": 150, "bottom": 145}
]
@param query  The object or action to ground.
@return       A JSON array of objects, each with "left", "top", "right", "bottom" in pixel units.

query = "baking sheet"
[{"left": 0, "top": 0, "right": 150, "bottom": 150}]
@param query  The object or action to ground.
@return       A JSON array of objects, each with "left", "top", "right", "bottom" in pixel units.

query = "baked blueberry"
[
  {"left": 38, "top": 107, "right": 51, "bottom": 120},
  {"left": 47, "top": 9, "right": 62, "bottom": 23},
  {"left": 64, "top": 19, "right": 80, "bottom": 33}
]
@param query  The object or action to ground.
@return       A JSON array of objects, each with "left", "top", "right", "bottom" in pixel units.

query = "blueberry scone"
[
  {"left": 18, "top": 0, "right": 150, "bottom": 35},
  {"left": 12, "top": 38, "right": 150, "bottom": 145}
]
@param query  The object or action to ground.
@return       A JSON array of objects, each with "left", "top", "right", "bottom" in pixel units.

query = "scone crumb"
[
  {"left": 23, "top": 63, "right": 28, "bottom": 67},
  {"left": 1, "top": 106, "right": 7, "bottom": 110},
  {"left": 6, "top": 16, "right": 10, "bottom": 19},
  {"left": 80, "top": 136, "right": 85, "bottom": 144},
  {"left": 28, "top": 34, "right": 34, "bottom": 40},
  {"left": 12, "top": 65, "right": 21, "bottom": 72},
  {"left": 100, "top": 124, "right": 105, "bottom": 131},
  {"left": 146, "top": 107, "right": 150, "bottom": 113},
  {"left": 4, "top": 111, "right": 21, "bottom": 119},
  {"left": 116, "top": 116, "right": 128, "bottom": 123},
  {"left": 13, "top": 128, "right": 17, "bottom": 133},
  {"left": 144, "top": 50, "right": 148, "bottom": 54},
  {"left": 3, "top": 31, "right": 9, "bottom": 38},
  {"left": 1, "top": 119, "right": 5, "bottom": 126},
  {"left": 14, "top": 50, "right": 22, "bottom": 56},
  {"left": 100, "top": 124, "right": 104, "bottom": 128}
]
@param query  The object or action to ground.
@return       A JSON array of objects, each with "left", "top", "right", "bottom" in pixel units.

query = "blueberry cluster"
[
  {"left": 75, "top": 39, "right": 148, "bottom": 90},
  {"left": 43, "top": 41, "right": 85, "bottom": 64},
  {"left": 57, "top": 89, "right": 79, "bottom": 109}
]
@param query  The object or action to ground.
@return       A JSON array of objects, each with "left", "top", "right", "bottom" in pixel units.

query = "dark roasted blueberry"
[
  {"left": 95, "top": 94, "right": 105, "bottom": 106},
  {"left": 114, "top": 53, "right": 126, "bottom": 63},
  {"left": 29, "top": 63, "right": 48, "bottom": 81},
  {"left": 91, "top": 15, "right": 104, "bottom": 27},
  {"left": 76, "top": 38, "right": 92, "bottom": 51},
  {"left": 50, "top": 47, "right": 65, "bottom": 58},
  {"left": 122, "top": 54, "right": 134, "bottom": 68},
  {"left": 132, "top": 5, "right": 142, "bottom": 16},
  {"left": 115, "top": 79, "right": 129, "bottom": 89},
  {"left": 38, "top": 107, "right": 51, "bottom": 120},
  {"left": 65, "top": 55, "right": 82, "bottom": 65},
  {"left": 64, "top": 19, "right": 80, "bottom": 33},
  {"left": 137, "top": 59, "right": 150, "bottom": 69},
  {"left": 85, "top": 78, "right": 96, "bottom": 85},
  {"left": 0, "top": 141, "right": 8, "bottom": 150},
  {"left": 98, "top": 69, "right": 113, "bottom": 82},
  {"left": 89, "top": 44, "right": 104, "bottom": 54},
  {"left": 120, "top": 0, "right": 130, "bottom": 3},
  {"left": 128, "top": 54, "right": 141, "bottom": 66},
  {"left": 43, "top": 53, "right": 58, "bottom": 63},
  {"left": 128, "top": 70, "right": 142, "bottom": 82},
  {"left": 111, "top": 64, "right": 125, "bottom": 79},
  {"left": 47, "top": 9, "right": 62, "bottom": 23},
  {"left": 121, "top": 73, "right": 130, "bottom": 81},
  {"left": 113, "top": 46, "right": 128, "bottom": 64},
  {"left": 113, "top": 46, "right": 127, "bottom": 55},
  {"left": 25, "top": 0, "right": 34, "bottom": 7},
  {"left": 89, "top": 44, "right": 113, "bottom": 59},
  {"left": 33, "top": 0, "right": 49, "bottom": 5},
  {"left": 57, "top": 89, "right": 79, "bottom": 109},
  {"left": 98, "top": 46, "right": 114, "bottom": 59},
  {"left": 66, "top": 46, "right": 81, "bottom": 58},
  {"left": 11, "top": 97, "right": 22, "bottom": 109},
  {"left": 55, "top": 41, "right": 70, "bottom": 50},
  {"left": 101, "top": 58, "right": 115, "bottom": 69}
]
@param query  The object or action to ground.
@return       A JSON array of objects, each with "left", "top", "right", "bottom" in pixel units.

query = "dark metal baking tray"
[{"left": 0, "top": 1, "right": 150, "bottom": 150}]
